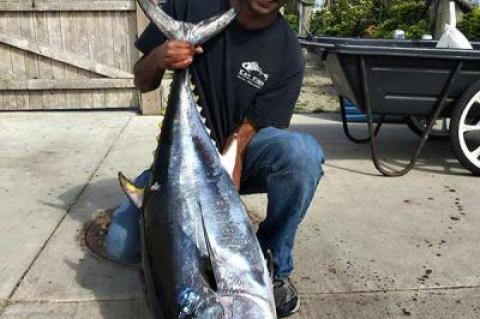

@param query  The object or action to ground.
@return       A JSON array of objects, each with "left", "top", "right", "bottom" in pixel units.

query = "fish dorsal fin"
[
  {"left": 137, "top": 0, "right": 236, "bottom": 45},
  {"left": 118, "top": 172, "right": 145, "bottom": 211},
  {"left": 220, "top": 136, "right": 238, "bottom": 179}
]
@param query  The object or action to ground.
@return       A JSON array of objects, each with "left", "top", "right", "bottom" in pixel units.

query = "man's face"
[{"left": 243, "top": 0, "right": 288, "bottom": 16}]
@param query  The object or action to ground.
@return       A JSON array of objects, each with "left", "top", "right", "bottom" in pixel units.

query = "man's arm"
[
  {"left": 223, "top": 119, "right": 257, "bottom": 189},
  {"left": 226, "top": 60, "right": 304, "bottom": 189},
  {"left": 134, "top": 40, "right": 203, "bottom": 93}
]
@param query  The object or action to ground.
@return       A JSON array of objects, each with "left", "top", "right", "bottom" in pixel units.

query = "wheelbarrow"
[{"left": 300, "top": 36, "right": 480, "bottom": 176}]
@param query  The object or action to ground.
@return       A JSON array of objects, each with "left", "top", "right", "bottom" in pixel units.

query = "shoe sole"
[
  {"left": 291, "top": 297, "right": 300, "bottom": 314},
  {"left": 277, "top": 297, "right": 301, "bottom": 318},
  {"left": 83, "top": 208, "right": 139, "bottom": 268}
]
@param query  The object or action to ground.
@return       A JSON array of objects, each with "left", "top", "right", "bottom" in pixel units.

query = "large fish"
[{"left": 119, "top": 1, "right": 277, "bottom": 318}]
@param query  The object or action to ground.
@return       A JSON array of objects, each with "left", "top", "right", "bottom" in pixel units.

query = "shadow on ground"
[
  {"left": 290, "top": 114, "right": 473, "bottom": 177},
  {"left": 52, "top": 177, "right": 151, "bottom": 319},
  {"left": 51, "top": 116, "right": 475, "bottom": 319}
]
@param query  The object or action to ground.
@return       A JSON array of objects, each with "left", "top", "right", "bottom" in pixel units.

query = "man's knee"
[{"left": 272, "top": 131, "right": 324, "bottom": 180}]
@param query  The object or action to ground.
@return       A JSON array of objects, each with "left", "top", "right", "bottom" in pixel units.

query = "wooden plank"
[
  {"left": 125, "top": 12, "right": 134, "bottom": 73},
  {"left": 7, "top": 12, "right": 27, "bottom": 109},
  {"left": 35, "top": 11, "right": 55, "bottom": 109},
  {"left": 102, "top": 88, "right": 136, "bottom": 108},
  {"left": 136, "top": 2, "right": 149, "bottom": 34},
  {"left": 0, "top": 31, "right": 134, "bottom": 79},
  {"left": 140, "top": 88, "right": 161, "bottom": 115},
  {"left": 0, "top": 13, "right": 9, "bottom": 109},
  {"left": 0, "top": 11, "right": 16, "bottom": 110},
  {"left": 0, "top": 78, "right": 135, "bottom": 90},
  {"left": 112, "top": 11, "right": 133, "bottom": 108},
  {"left": 130, "top": 91, "right": 139, "bottom": 108},
  {"left": 74, "top": 12, "right": 93, "bottom": 109},
  {"left": 99, "top": 88, "right": 138, "bottom": 109},
  {"left": 0, "top": 1, "right": 136, "bottom": 12},
  {"left": 60, "top": 11, "right": 79, "bottom": 109},
  {"left": 4, "top": 12, "right": 17, "bottom": 111},
  {"left": 104, "top": 11, "right": 118, "bottom": 108},
  {"left": 88, "top": 12, "right": 105, "bottom": 108},
  {"left": 22, "top": 12, "right": 43, "bottom": 109},
  {"left": 47, "top": 11, "right": 66, "bottom": 108},
  {"left": 30, "top": 13, "right": 44, "bottom": 109},
  {"left": 0, "top": 89, "right": 137, "bottom": 110},
  {"left": 136, "top": 2, "right": 161, "bottom": 114},
  {"left": 126, "top": 11, "right": 140, "bottom": 110}
]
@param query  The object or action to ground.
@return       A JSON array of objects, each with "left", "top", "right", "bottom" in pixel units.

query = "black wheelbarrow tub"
[
  {"left": 300, "top": 37, "right": 480, "bottom": 177},
  {"left": 301, "top": 37, "right": 480, "bottom": 117}
]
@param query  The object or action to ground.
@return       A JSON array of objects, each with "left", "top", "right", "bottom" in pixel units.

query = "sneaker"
[{"left": 273, "top": 278, "right": 300, "bottom": 318}]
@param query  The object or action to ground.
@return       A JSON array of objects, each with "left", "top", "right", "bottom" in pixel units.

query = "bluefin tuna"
[{"left": 119, "top": 0, "right": 277, "bottom": 318}]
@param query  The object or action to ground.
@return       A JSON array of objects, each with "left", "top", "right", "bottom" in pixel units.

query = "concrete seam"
[
  {"left": 5, "top": 284, "right": 480, "bottom": 307},
  {"left": 0, "top": 298, "right": 6, "bottom": 316},
  {"left": 7, "top": 297, "right": 145, "bottom": 306},
  {"left": 4, "top": 116, "right": 134, "bottom": 307},
  {"left": 300, "top": 284, "right": 480, "bottom": 297}
]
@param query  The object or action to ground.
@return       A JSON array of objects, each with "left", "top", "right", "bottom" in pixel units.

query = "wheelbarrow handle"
[{"left": 360, "top": 57, "right": 464, "bottom": 177}]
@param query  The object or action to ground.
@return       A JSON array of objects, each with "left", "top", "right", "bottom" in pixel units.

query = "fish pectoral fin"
[
  {"left": 198, "top": 203, "right": 220, "bottom": 292},
  {"left": 220, "top": 135, "right": 238, "bottom": 179},
  {"left": 266, "top": 250, "right": 274, "bottom": 281},
  {"left": 118, "top": 172, "right": 145, "bottom": 211}
]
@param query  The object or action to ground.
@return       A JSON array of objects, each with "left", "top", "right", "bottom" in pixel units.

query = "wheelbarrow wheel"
[
  {"left": 450, "top": 80, "right": 480, "bottom": 176},
  {"left": 406, "top": 116, "right": 450, "bottom": 139}
]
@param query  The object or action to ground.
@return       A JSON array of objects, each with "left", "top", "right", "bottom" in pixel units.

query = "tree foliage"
[
  {"left": 310, "top": 0, "right": 380, "bottom": 37},
  {"left": 374, "top": 1, "right": 430, "bottom": 38},
  {"left": 458, "top": 5, "right": 480, "bottom": 40},
  {"left": 309, "top": 0, "right": 431, "bottom": 39}
]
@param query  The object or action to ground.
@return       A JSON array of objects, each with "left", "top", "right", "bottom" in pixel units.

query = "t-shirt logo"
[{"left": 237, "top": 61, "right": 270, "bottom": 89}]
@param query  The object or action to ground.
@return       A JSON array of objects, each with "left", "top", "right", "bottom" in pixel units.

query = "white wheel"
[
  {"left": 451, "top": 81, "right": 480, "bottom": 176},
  {"left": 458, "top": 92, "right": 480, "bottom": 166}
]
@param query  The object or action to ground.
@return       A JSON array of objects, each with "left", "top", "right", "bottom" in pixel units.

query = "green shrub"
[
  {"left": 374, "top": 1, "right": 430, "bottom": 39},
  {"left": 310, "top": 0, "right": 379, "bottom": 37},
  {"left": 285, "top": 13, "right": 299, "bottom": 33},
  {"left": 311, "top": 0, "right": 430, "bottom": 39},
  {"left": 458, "top": 6, "right": 480, "bottom": 40},
  {"left": 295, "top": 0, "right": 478, "bottom": 40}
]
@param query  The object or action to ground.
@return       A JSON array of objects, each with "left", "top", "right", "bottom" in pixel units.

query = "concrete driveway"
[{"left": 0, "top": 112, "right": 478, "bottom": 319}]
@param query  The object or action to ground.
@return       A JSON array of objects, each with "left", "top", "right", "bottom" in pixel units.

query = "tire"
[
  {"left": 450, "top": 80, "right": 480, "bottom": 176},
  {"left": 406, "top": 116, "right": 450, "bottom": 139}
]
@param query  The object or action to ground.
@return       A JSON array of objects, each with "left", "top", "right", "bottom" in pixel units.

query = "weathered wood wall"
[{"left": 0, "top": 0, "right": 142, "bottom": 111}]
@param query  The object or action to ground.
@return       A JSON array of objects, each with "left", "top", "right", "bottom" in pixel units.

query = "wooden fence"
[{"left": 0, "top": 0, "right": 159, "bottom": 112}]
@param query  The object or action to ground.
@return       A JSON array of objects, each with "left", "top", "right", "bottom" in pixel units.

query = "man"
[{"left": 102, "top": 0, "right": 324, "bottom": 317}]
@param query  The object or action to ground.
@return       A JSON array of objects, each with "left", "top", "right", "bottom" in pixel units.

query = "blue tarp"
[{"left": 343, "top": 98, "right": 405, "bottom": 124}]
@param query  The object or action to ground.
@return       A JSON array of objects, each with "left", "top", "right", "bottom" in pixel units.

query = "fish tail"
[{"left": 136, "top": 0, "right": 237, "bottom": 46}]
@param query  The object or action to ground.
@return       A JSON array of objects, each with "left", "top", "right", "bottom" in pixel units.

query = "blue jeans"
[{"left": 105, "top": 127, "right": 324, "bottom": 279}]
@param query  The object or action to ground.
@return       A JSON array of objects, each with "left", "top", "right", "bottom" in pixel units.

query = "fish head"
[
  {"left": 216, "top": 294, "right": 277, "bottom": 319},
  {"left": 180, "top": 293, "right": 276, "bottom": 319},
  {"left": 190, "top": 303, "right": 224, "bottom": 319},
  {"left": 174, "top": 286, "right": 224, "bottom": 319}
]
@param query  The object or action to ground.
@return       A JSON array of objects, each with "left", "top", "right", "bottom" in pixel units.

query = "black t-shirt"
[{"left": 136, "top": 0, "right": 305, "bottom": 148}]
